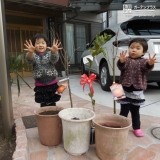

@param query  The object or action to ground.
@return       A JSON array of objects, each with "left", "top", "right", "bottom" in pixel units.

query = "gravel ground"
[{"left": 0, "top": 105, "right": 16, "bottom": 160}]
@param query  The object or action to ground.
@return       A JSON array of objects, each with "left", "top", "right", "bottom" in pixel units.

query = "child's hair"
[
  {"left": 129, "top": 38, "right": 148, "bottom": 53},
  {"left": 31, "top": 33, "right": 49, "bottom": 46}
]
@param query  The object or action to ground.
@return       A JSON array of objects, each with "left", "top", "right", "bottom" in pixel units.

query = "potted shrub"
[
  {"left": 80, "top": 32, "right": 132, "bottom": 160},
  {"left": 32, "top": 31, "right": 80, "bottom": 147},
  {"left": 58, "top": 33, "right": 111, "bottom": 155},
  {"left": 56, "top": 34, "right": 96, "bottom": 155}
]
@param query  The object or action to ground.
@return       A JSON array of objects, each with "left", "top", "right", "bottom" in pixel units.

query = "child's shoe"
[{"left": 133, "top": 129, "right": 144, "bottom": 137}]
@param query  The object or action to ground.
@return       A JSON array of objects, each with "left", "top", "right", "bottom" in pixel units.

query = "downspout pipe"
[{"left": 107, "top": 10, "right": 109, "bottom": 27}]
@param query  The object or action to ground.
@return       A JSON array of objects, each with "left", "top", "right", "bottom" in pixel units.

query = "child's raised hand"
[
  {"left": 47, "top": 39, "right": 62, "bottom": 53},
  {"left": 147, "top": 53, "right": 156, "bottom": 65},
  {"left": 24, "top": 40, "right": 35, "bottom": 53},
  {"left": 117, "top": 50, "right": 128, "bottom": 63}
]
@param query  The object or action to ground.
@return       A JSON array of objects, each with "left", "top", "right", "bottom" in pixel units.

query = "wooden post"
[{"left": 0, "top": 0, "right": 14, "bottom": 138}]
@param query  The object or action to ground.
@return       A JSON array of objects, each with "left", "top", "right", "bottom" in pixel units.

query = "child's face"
[
  {"left": 34, "top": 38, "right": 47, "bottom": 53},
  {"left": 129, "top": 42, "right": 144, "bottom": 59}
]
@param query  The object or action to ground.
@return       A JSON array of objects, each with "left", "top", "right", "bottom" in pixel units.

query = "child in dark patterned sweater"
[
  {"left": 117, "top": 38, "right": 156, "bottom": 137},
  {"left": 24, "top": 33, "right": 62, "bottom": 107}
]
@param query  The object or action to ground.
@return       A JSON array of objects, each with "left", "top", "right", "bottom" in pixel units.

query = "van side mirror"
[{"left": 86, "top": 43, "right": 90, "bottom": 49}]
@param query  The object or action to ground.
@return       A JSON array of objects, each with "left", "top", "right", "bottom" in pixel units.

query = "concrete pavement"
[
  {"left": 69, "top": 75, "right": 160, "bottom": 117},
  {"left": 12, "top": 75, "right": 160, "bottom": 160}
]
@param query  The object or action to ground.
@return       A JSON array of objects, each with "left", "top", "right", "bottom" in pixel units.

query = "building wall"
[
  {"left": 66, "top": 11, "right": 103, "bottom": 43},
  {"left": 102, "top": 11, "right": 118, "bottom": 28},
  {"left": 67, "top": 12, "right": 103, "bottom": 23},
  {"left": 5, "top": 2, "right": 104, "bottom": 73},
  {"left": 106, "top": 9, "right": 160, "bottom": 27},
  {"left": 108, "top": 11, "right": 118, "bottom": 27},
  {"left": 117, "top": 9, "right": 160, "bottom": 24},
  {"left": 65, "top": 11, "right": 103, "bottom": 67}
]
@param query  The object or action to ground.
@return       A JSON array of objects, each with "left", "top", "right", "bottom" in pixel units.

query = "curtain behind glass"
[
  {"left": 66, "top": 23, "right": 75, "bottom": 64},
  {"left": 76, "top": 24, "right": 86, "bottom": 64}
]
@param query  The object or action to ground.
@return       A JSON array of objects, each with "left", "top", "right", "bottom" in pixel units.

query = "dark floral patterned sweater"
[{"left": 117, "top": 57, "right": 154, "bottom": 91}]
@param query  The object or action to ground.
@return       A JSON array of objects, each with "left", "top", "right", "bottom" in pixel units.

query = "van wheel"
[{"left": 100, "top": 62, "right": 112, "bottom": 91}]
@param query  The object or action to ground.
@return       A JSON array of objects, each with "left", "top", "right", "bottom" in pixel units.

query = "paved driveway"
[{"left": 69, "top": 75, "right": 160, "bottom": 117}]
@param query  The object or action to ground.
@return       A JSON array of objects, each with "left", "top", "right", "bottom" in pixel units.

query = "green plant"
[
  {"left": 80, "top": 33, "right": 112, "bottom": 111},
  {"left": 9, "top": 52, "right": 31, "bottom": 96}
]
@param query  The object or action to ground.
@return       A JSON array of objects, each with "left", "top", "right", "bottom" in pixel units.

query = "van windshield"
[{"left": 121, "top": 20, "right": 160, "bottom": 35}]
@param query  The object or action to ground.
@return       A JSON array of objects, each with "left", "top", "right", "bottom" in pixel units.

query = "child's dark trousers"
[{"left": 120, "top": 103, "right": 140, "bottom": 130}]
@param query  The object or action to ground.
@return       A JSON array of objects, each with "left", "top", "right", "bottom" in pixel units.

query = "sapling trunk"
[
  {"left": 113, "top": 57, "right": 116, "bottom": 114},
  {"left": 56, "top": 32, "right": 73, "bottom": 109},
  {"left": 112, "top": 30, "right": 119, "bottom": 114},
  {"left": 89, "top": 92, "right": 95, "bottom": 112},
  {"left": 88, "top": 62, "right": 95, "bottom": 112},
  {"left": 65, "top": 56, "right": 73, "bottom": 108}
]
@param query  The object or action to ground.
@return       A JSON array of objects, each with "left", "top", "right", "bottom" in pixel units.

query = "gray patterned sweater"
[{"left": 25, "top": 50, "right": 59, "bottom": 84}]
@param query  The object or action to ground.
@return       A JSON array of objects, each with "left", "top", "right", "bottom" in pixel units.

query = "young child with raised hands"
[
  {"left": 24, "top": 33, "right": 62, "bottom": 107},
  {"left": 117, "top": 38, "right": 156, "bottom": 137}
]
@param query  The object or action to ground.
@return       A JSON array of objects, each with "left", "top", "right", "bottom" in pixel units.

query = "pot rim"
[
  {"left": 92, "top": 113, "right": 132, "bottom": 130},
  {"left": 58, "top": 108, "right": 95, "bottom": 122},
  {"left": 34, "top": 106, "right": 64, "bottom": 117}
]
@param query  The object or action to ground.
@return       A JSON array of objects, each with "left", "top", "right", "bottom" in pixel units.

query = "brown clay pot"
[
  {"left": 35, "top": 106, "right": 63, "bottom": 146},
  {"left": 93, "top": 113, "right": 131, "bottom": 160}
]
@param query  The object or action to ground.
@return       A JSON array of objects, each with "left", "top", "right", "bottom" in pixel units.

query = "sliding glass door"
[{"left": 66, "top": 23, "right": 87, "bottom": 65}]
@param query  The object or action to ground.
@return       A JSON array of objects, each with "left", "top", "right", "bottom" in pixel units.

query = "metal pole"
[
  {"left": 0, "top": 0, "right": 14, "bottom": 138},
  {"left": 107, "top": 10, "right": 109, "bottom": 27}
]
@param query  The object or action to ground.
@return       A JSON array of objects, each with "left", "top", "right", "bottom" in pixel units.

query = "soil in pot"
[
  {"left": 99, "top": 122, "right": 123, "bottom": 128},
  {"left": 71, "top": 117, "right": 80, "bottom": 120},
  {"left": 39, "top": 110, "right": 59, "bottom": 115}
]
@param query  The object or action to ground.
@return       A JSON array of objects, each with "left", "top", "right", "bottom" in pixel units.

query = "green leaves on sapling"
[
  {"left": 89, "top": 33, "right": 112, "bottom": 63},
  {"left": 84, "top": 32, "right": 112, "bottom": 111}
]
